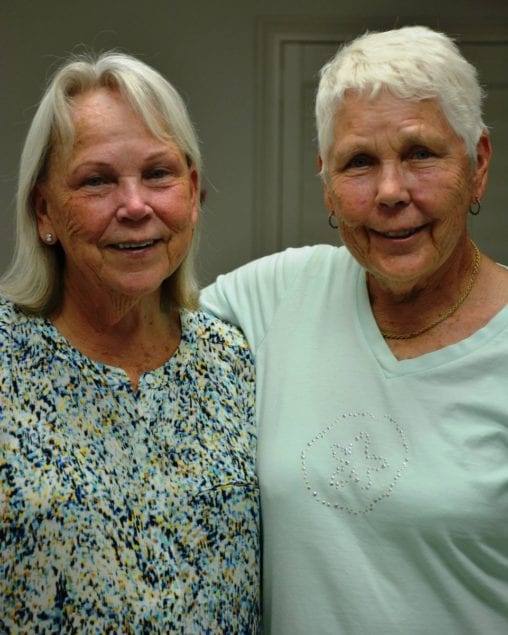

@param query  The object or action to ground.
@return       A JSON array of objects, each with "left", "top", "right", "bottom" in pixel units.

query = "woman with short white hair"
[{"left": 202, "top": 25, "right": 508, "bottom": 634}]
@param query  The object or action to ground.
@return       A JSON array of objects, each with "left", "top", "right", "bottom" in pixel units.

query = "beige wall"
[{"left": 2, "top": 0, "right": 508, "bottom": 285}]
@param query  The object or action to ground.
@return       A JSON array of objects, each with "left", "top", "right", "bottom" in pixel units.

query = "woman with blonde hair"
[{"left": 0, "top": 51, "right": 259, "bottom": 633}]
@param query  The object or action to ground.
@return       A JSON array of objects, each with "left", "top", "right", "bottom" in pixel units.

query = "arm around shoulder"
[{"left": 200, "top": 247, "right": 316, "bottom": 351}]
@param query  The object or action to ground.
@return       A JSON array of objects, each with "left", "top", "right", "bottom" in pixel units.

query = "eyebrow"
[
  {"left": 330, "top": 142, "right": 371, "bottom": 164},
  {"left": 333, "top": 128, "right": 447, "bottom": 158},
  {"left": 69, "top": 148, "right": 184, "bottom": 174}
]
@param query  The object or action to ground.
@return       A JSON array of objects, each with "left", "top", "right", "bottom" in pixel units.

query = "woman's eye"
[
  {"left": 145, "top": 168, "right": 170, "bottom": 180},
  {"left": 346, "top": 154, "right": 372, "bottom": 169},
  {"left": 83, "top": 175, "right": 107, "bottom": 187},
  {"left": 411, "top": 148, "right": 433, "bottom": 160}
]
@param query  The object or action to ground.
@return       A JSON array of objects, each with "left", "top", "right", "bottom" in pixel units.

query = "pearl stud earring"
[{"left": 45, "top": 233, "right": 54, "bottom": 244}]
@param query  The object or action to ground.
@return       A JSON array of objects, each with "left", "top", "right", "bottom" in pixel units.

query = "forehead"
[
  {"left": 51, "top": 87, "right": 178, "bottom": 165},
  {"left": 70, "top": 88, "right": 149, "bottom": 141},
  {"left": 333, "top": 90, "right": 453, "bottom": 139}
]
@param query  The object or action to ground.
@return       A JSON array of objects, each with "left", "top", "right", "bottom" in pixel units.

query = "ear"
[
  {"left": 34, "top": 184, "right": 56, "bottom": 240},
  {"left": 472, "top": 131, "right": 492, "bottom": 201},
  {"left": 188, "top": 165, "right": 200, "bottom": 225},
  {"left": 318, "top": 153, "right": 335, "bottom": 212}
]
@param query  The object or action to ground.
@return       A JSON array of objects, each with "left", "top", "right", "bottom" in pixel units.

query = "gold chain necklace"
[{"left": 380, "top": 241, "right": 481, "bottom": 340}]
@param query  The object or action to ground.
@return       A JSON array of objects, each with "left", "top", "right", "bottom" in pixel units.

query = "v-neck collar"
[{"left": 355, "top": 265, "right": 508, "bottom": 378}]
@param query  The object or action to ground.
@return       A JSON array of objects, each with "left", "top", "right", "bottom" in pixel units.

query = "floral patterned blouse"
[{"left": 0, "top": 300, "right": 259, "bottom": 633}]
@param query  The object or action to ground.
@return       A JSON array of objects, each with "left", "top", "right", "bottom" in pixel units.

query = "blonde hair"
[{"left": 1, "top": 51, "right": 202, "bottom": 314}]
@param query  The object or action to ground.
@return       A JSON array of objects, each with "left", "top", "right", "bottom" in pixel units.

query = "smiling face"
[
  {"left": 35, "top": 87, "right": 198, "bottom": 306},
  {"left": 322, "top": 90, "right": 490, "bottom": 293}
]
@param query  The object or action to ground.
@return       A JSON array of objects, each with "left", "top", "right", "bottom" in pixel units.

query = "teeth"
[
  {"left": 382, "top": 228, "right": 417, "bottom": 238},
  {"left": 116, "top": 240, "right": 155, "bottom": 249}
]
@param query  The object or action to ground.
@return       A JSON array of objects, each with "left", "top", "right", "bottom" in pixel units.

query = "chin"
[
  {"left": 373, "top": 268, "right": 432, "bottom": 297},
  {"left": 105, "top": 277, "right": 164, "bottom": 300},
  {"left": 375, "top": 251, "right": 435, "bottom": 278}
]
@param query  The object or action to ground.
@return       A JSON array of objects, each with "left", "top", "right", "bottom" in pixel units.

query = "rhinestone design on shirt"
[{"left": 301, "top": 411, "right": 409, "bottom": 515}]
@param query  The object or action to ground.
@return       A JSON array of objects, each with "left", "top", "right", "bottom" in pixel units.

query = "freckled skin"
[
  {"left": 35, "top": 88, "right": 199, "bottom": 310},
  {"left": 322, "top": 91, "right": 490, "bottom": 298}
]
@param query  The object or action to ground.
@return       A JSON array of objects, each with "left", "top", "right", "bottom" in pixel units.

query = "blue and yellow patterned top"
[{"left": 0, "top": 300, "right": 259, "bottom": 633}]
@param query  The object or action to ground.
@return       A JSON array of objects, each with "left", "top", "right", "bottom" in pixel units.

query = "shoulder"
[
  {"left": 292, "top": 243, "right": 351, "bottom": 274},
  {"left": 192, "top": 310, "right": 250, "bottom": 346},
  {"left": 0, "top": 297, "right": 24, "bottom": 344},
  {"left": 0, "top": 297, "right": 19, "bottom": 323},
  {"left": 199, "top": 245, "right": 352, "bottom": 350},
  {"left": 240, "top": 244, "right": 351, "bottom": 285},
  {"left": 185, "top": 310, "right": 253, "bottom": 361},
  {"left": 0, "top": 299, "right": 52, "bottom": 373},
  {"left": 468, "top": 256, "right": 508, "bottom": 330},
  {"left": 204, "top": 244, "right": 347, "bottom": 303},
  {"left": 182, "top": 311, "right": 255, "bottom": 403},
  {"left": 234, "top": 243, "right": 343, "bottom": 276},
  {"left": 0, "top": 299, "right": 25, "bottom": 401},
  {"left": 241, "top": 244, "right": 353, "bottom": 291}
]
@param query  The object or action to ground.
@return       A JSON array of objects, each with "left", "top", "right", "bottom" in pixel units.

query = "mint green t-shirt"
[{"left": 201, "top": 244, "right": 508, "bottom": 635}]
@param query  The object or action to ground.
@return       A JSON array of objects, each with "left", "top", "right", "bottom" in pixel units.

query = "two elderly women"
[
  {"left": 2, "top": 24, "right": 506, "bottom": 634},
  {"left": 202, "top": 26, "right": 508, "bottom": 634},
  {"left": 0, "top": 54, "right": 259, "bottom": 631}
]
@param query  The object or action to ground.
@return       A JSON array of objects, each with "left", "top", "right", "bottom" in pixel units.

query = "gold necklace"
[{"left": 380, "top": 241, "right": 481, "bottom": 340}]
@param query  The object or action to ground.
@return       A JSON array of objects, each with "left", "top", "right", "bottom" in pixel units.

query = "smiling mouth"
[
  {"left": 371, "top": 224, "right": 428, "bottom": 239},
  {"left": 112, "top": 240, "right": 157, "bottom": 251}
]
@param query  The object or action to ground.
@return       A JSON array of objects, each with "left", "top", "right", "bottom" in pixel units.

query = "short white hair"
[
  {"left": 1, "top": 51, "right": 202, "bottom": 314},
  {"left": 316, "top": 25, "right": 486, "bottom": 176}
]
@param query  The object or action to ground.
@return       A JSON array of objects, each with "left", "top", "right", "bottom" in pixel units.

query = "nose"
[
  {"left": 375, "top": 162, "right": 410, "bottom": 209},
  {"left": 115, "top": 179, "right": 152, "bottom": 221}
]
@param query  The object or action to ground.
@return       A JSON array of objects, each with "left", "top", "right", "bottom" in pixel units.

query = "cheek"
[
  {"left": 336, "top": 196, "right": 370, "bottom": 229},
  {"left": 337, "top": 222, "right": 370, "bottom": 267},
  {"left": 51, "top": 198, "right": 106, "bottom": 243},
  {"left": 159, "top": 193, "right": 197, "bottom": 230},
  {"left": 338, "top": 221, "right": 366, "bottom": 248},
  {"left": 64, "top": 216, "right": 95, "bottom": 241},
  {"left": 46, "top": 194, "right": 74, "bottom": 234},
  {"left": 445, "top": 171, "right": 473, "bottom": 210},
  {"left": 412, "top": 167, "right": 472, "bottom": 217},
  {"left": 331, "top": 181, "right": 373, "bottom": 222}
]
